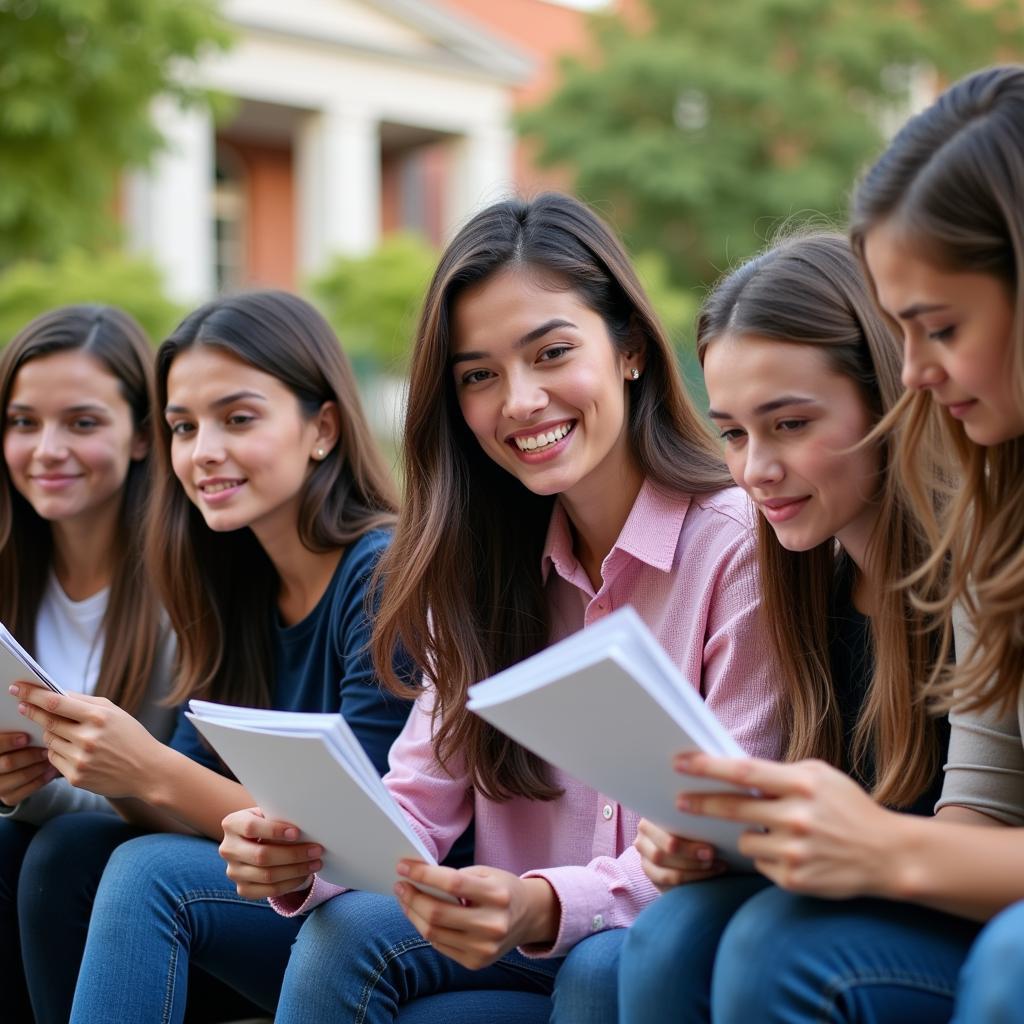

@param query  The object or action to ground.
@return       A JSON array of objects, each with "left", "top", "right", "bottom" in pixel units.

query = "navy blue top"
[{"left": 169, "top": 528, "right": 411, "bottom": 777}]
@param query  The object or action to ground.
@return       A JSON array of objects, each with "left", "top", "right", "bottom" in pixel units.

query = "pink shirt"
[{"left": 274, "top": 480, "right": 783, "bottom": 956}]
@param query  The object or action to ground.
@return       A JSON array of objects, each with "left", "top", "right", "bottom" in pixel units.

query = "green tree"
[
  {"left": 521, "top": 0, "right": 1024, "bottom": 289},
  {"left": 0, "top": 0, "right": 229, "bottom": 264},
  {"left": 310, "top": 234, "right": 439, "bottom": 373},
  {"left": 0, "top": 249, "right": 181, "bottom": 345}
]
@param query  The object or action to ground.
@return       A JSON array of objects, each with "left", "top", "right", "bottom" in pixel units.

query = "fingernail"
[
  {"left": 310, "top": 860, "right": 322, "bottom": 872},
  {"left": 13, "top": 735, "right": 27, "bottom": 747},
  {"left": 17, "top": 703, "right": 26, "bottom": 716},
  {"left": 696, "top": 847, "right": 713, "bottom": 862},
  {"left": 396, "top": 861, "right": 410, "bottom": 876},
  {"left": 9, "top": 685, "right": 19, "bottom": 696},
  {"left": 677, "top": 796, "right": 692, "bottom": 811},
  {"left": 306, "top": 846, "right": 320, "bottom": 859},
  {"left": 284, "top": 827, "right": 299, "bottom": 841}
]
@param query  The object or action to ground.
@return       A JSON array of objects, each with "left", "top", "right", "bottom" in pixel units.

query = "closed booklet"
[
  {"left": 186, "top": 701, "right": 449, "bottom": 899},
  {"left": 0, "top": 622, "right": 65, "bottom": 744},
  {"left": 466, "top": 606, "right": 756, "bottom": 868}
]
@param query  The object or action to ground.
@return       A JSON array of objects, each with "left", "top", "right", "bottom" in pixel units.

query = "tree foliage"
[
  {"left": 310, "top": 234, "right": 439, "bottom": 372},
  {"left": 0, "top": 0, "right": 229, "bottom": 264},
  {"left": 0, "top": 249, "right": 181, "bottom": 345},
  {"left": 520, "top": 0, "right": 1024, "bottom": 289}
]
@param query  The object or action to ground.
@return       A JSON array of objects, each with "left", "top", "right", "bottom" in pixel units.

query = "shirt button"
[
  {"left": 591, "top": 914, "right": 605, "bottom": 931},
  {"left": 602, "top": 803, "right": 614, "bottom": 820}
]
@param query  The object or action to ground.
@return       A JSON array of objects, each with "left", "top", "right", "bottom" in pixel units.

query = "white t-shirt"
[{"left": 33, "top": 572, "right": 109, "bottom": 695}]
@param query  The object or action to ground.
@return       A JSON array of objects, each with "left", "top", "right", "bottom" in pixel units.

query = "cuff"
[
  {"left": 0, "top": 800, "right": 21, "bottom": 818},
  {"left": 268, "top": 874, "right": 348, "bottom": 918},
  {"left": 517, "top": 865, "right": 615, "bottom": 959}
]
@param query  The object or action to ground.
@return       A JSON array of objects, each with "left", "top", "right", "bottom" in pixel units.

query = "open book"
[
  {"left": 186, "top": 701, "right": 451, "bottom": 899},
  {"left": 0, "top": 622, "right": 65, "bottom": 744},
  {"left": 466, "top": 606, "right": 757, "bottom": 868}
]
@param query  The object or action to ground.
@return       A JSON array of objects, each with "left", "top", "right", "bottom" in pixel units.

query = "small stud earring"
[
  {"left": 314, "top": 447, "right": 326, "bottom": 460},
  {"left": 630, "top": 368, "right": 640, "bottom": 381}
]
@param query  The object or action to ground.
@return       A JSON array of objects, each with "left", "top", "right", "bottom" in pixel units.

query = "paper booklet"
[
  {"left": 186, "top": 701, "right": 453, "bottom": 900},
  {"left": 0, "top": 622, "right": 65, "bottom": 745},
  {"left": 466, "top": 605, "right": 757, "bottom": 868}
]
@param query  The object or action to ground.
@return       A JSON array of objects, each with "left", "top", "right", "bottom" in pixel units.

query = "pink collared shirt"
[{"left": 273, "top": 480, "right": 783, "bottom": 957}]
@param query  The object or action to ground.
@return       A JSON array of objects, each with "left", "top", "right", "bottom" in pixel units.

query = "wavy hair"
[
  {"left": 851, "top": 65, "right": 1024, "bottom": 715},
  {"left": 696, "top": 233, "right": 945, "bottom": 807},
  {"left": 0, "top": 305, "right": 160, "bottom": 715},
  {"left": 150, "top": 290, "right": 398, "bottom": 708},
  {"left": 371, "top": 193, "right": 732, "bottom": 802}
]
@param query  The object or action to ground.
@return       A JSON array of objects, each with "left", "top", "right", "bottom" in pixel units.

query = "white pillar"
[
  {"left": 445, "top": 122, "right": 515, "bottom": 239},
  {"left": 125, "top": 98, "right": 215, "bottom": 304},
  {"left": 297, "top": 106, "right": 380, "bottom": 272}
]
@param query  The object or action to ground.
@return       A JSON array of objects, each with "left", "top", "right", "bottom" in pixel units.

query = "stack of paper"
[
  {"left": 0, "top": 621, "right": 65, "bottom": 743},
  {"left": 187, "top": 702, "right": 449, "bottom": 898},
  {"left": 467, "top": 606, "right": 756, "bottom": 867}
]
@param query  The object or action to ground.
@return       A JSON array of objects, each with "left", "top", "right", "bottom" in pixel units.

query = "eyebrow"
[
  {"left": 896, "top": 302, "right": 950, "bottom": 320},
  {"left": 165, "top": 390, "right": 267, "bottom": 415},
  {"left": 708, "top": 395, "right": 821, "bottom": 420},
  {"left": 7, "top": 402, "right": 109, "bottom": 415},
  {"left": 450, "top": 318, "right": 578, "bottom": 367}
]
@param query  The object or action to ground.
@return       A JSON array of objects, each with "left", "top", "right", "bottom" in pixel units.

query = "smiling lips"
[
  {"left": 759, "top": 495, "right": 811, "bottom": 524},
  {"left": 198, "top": 477, "right": 246, "bottom": 502},
  {"left": 508, "top": 420, "right": 575, "bottom": 452}
]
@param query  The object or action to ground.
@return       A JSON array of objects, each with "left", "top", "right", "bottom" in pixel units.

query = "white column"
[
  {"left": 445, "top": 121, "right": 515, "bottom": 239},
  {"left": 297, "top": 106, "right": 380, "bottom": 273},
  {"left": 124, "top": 98, "right": 215, "bottom": 304}
]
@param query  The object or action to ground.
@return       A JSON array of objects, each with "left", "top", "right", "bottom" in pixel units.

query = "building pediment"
[{"left": 221, "top": 0, "right": 533, "bottom": 83}]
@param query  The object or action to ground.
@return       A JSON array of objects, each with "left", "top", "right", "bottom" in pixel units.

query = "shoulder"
[{"left": 338, "top": 528, "right": 394, "bottom": 583}]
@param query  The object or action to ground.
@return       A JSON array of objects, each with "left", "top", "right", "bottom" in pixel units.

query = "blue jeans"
[
  {"left": 275, "top": 889, "right": 623, "bottom": 1023},
  {"left": 0, "top": 811, "right": 147, "bottom": 1024},
  {"left": 69, "top": 832, "right": 305, "bottom": 1023},
  {"left": 952, "top": 898, "right": 1024, "bottom": 1024},
  {"left": 619, "top": 874, "right": 771, "bottom": 1024},
  {"left": 711, "top": 886, "right": 983, "bottom": 1023}
]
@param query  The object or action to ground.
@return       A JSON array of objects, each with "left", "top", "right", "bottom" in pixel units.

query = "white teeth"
[
  {"left": 513, "top": 422, "right": 572, "bottom": 452},
  {"left": 203, "top": 480, "right": 242, "bottom": 494}
]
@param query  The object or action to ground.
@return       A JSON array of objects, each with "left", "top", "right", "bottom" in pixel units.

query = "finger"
[
  {"left": 396, "top": 861, "right": 465, "bottom": 897},
  {"left": 0, "top": 732, "right": 34, "bottom": 755},
  {"left": 642, "top": 859, "right": 727, "bottom": 892},
  {"left": 225, "top": 856, "right": 323, "bottom": 888},
  {"left": 634, "top": 829, "right": 716, "bottom": 869},
  {"left": 16, "top": 701, "right": 77, "bottom": 740},
  {"left": 10, "top": 685, "right": 90, "bottom": 724},
  {"left": 0, "top": 761, "right": 57, "bottom": 805},
  {"left": 0, "top": 745, "right": 50, "bottom": 777},
  {"left": 224, "top": 808, "right": 305, "bottom": 844},
  {"left": 232, "top": 872, "right": 315, "bottom": 901},
  {"left": 396, "top": 882, "right": 479, "bottom": 934},
  {"left": 675, "top": 753, "right": 819, "bottom": 798},
  {"left": 220, "top": 831, "right": 323, "bottom": 871}
]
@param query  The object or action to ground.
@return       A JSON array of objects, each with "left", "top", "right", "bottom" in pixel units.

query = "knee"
[
  {"left": 552, "top": 930, "right": 624, "bottom": 1024},
  {"left": 956, "top": 902, "right": 1024, "bottom": 1022}
]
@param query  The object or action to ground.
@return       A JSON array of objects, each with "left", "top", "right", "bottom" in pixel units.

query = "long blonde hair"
[
  {"left": 697, "top": 233, "right": 946, "bottom": 807},
  {"left": 851, "top": 66, "right": 1024, "bottom": 715}
]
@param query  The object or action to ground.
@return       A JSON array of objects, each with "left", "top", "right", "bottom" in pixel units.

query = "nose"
[
  {"left": 501, "top": 369, "right": 547, "bottom": 422},
  {"left": 34, "top": 423, "right": 68, "bottom": 462},
  {"left": 742, "top": 437, "right": 783, "bottom": 490},
  {"left": 901, "top": 333, "right": 946, "bottom": 392},
  {"left": 190, "top": 423, "right": 226, "bottom": 467}
]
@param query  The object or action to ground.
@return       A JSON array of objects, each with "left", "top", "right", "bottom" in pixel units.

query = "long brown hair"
[
  {"left": 696, "top": 233, "right": 944, "bottom": 807},
  {"left": 372, "top": 192, "right": 732, "bottom": 802},
  {"left": 851, "top": 65, "right": 1024, "bottom": 715},
  {"left": 149, "top": 290, "right": 398, "bottom": 708},
  {"left": 0, "top": 305, "right": 160, "bottom": 716}
]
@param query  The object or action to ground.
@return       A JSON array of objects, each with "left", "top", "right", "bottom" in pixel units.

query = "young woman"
[
  {"left": 13, "top": 291, "right": 416, "bottom": 1022},
  {"left": 219, "top": 192, "right": 785, "bottom": 1022},
  {"left": 637, "top": 65, "right": 1024, "bottom": 1023},
  {"left": 616, "top": 232, "right": 951, "bottom": 1022},
  {"left": 0, "top": 305, "right": 177, "bottom": 1023}
]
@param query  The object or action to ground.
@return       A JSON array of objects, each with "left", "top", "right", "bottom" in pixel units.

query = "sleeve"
[
  {"left": 0, "top": 777, "right": 117, "bottom": 825},
  {"left": 936, "top": 701, "right": 1024, "bottom": 825},
  {"left": 270, "top": 688, "right": 474, "bottom": 918},
  {"left": 333, "top": 532, "right": 415, "bottom": 777},
  {"left": 698, "top": 523, "right": 785, "bottom": 761},
  {"left": 520, "top": 842, "right": 660, "bottom": 958}
]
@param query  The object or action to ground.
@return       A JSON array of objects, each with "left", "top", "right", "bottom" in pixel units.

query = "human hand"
[
  {"left": 219, "top": 807, "right": 323, "bottom": 900},
  {"left": 633, "top": 817, "right": 726, "bottom": 892},
  {"left": 12, "top": 682, "right": 157, "bottom": 798},
  {"left": 0, "top": 730, "right": 56, "bottom": 806},
  {"left": 394, "top": 861, "right": 560, "bottom": 970},
  {"left": 674, "top": 752, "right": 894, "bottom": 899}
]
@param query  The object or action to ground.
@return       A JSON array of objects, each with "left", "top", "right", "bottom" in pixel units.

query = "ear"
[
  {"left": 129, "top": 426, "right": 151, "bottom": 462},
  {"left": 622, "top": 316, "right": 648, "bottom": 380},
  {"left": 310, "top": 401, "right": 341, "bottom": 460}
]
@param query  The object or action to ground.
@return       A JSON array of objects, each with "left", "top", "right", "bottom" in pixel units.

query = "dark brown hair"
[
  {"left": 0, "top": 305, "right": 160, "bottom": 716},
  {"left": 372, "top": 192, "right": 732, "bottom": 802},
  {"left": 850, "top": 65, "right": 1024, "bottom": 715},
  {"left": 150, "top": 290, "right": 398, "bottom": 708},
  {"left": 696, "top": 233, "right": 945, "bottom": 807}
]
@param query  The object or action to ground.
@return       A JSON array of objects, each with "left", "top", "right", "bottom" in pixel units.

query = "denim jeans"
[
  {"left": 619, "top": 873, "right": 771, "bottom": 1024},
  {"left": 711, "top": 886, "right": 984, "bottom": 1023},
  {"left": 0, "top": 811, "right": 147, "bottom": 1024},
  {"left": 952, "top": 898, "right": 1024, "bottom": 1024},
  {"left": 274, "top": 889, "right": 623, "bottom": 1023},
  {"left": 69, "top": 832, "right": 305, "bottom": 1023}
]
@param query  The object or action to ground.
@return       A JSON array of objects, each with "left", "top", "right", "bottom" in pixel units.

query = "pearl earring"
[
  {"left": 314, "top": 447, "right": 326, "bottom": 460},
  {"left": 630, "top": 368, "right": 640, "bottom": 381}
]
